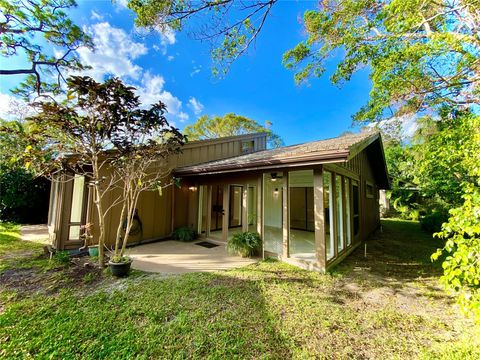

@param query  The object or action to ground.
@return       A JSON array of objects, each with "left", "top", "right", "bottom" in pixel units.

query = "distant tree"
[
  {"left": 0, "top": 0, "right": 93, "bottom": 97},
  {"left": 183, "top": 113, "right": 283, "bottom": 148},
  {"left": 0, "top": 119, "right": 49, "bottom": 223}
]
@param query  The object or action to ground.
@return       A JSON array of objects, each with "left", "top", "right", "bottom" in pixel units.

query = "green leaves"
[
  {"left": 284, "top": 0, "right": 480, "bottom": 122},
  {"left": 183, "top": 113, "right": 284, "bottom": 149},
  {"left": 1, "top": 0, "right": 93, "bottom": 96}
]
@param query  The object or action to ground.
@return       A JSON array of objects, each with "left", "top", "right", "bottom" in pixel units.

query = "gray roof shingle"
[{"left": 175, "top": 131, "right": 380, "bottom": 176}]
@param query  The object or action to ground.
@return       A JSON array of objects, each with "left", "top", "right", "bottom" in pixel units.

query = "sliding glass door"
[
  {"left": 289, "top": 170, "right": 315, "bottom": 259},
  {"left": 263, "top": 172, "right": 283, "bottom": 255}
]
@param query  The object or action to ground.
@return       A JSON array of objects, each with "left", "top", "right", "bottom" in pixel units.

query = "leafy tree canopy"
[
  {"left": 183, "top": 113, "right": 283, "bottom": 148},
  {"left": 129, "top": 0, "right": 479, "bottom": 123},
  {"left": 283, "top": 0, "right": 480, "bottom": 122},
  {"left": 0, "top": 0, "right": 93, "bottom": 97}
]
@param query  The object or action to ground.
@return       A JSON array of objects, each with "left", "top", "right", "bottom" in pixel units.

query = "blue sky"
[{"left": 0, "top": 0, "right": 373, "bottom": 145}]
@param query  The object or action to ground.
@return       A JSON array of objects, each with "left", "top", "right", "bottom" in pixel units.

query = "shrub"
[
  {"left": 420, "top": 210, "right": 449, "bottom": 234},
  {"left": 227, "top": 232, "right": 262, "bottom": 258},
  {"left": 172, "top": 226, "right": 198, "bottom": 242}
]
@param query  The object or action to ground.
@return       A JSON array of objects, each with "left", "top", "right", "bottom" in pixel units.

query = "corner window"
[
  {"left": 366, "top": 181, "right": 374, "bottom": 199},
  {"left": 352, "top": 180, "right": 360, "bottom": 236},
  {"left": 241, "top": 140, "right": 255, "bottom": 154}
]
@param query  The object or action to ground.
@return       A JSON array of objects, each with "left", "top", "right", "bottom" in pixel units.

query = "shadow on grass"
[
  {"left": 0, "top": 271, "right": 293, "bottom": 358},
  {"left": 331, "top": 218, "right": 451, "bottom": 302}
]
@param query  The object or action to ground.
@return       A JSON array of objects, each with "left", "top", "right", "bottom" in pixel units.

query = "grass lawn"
[{"left": 1, "top": 219, "right": 479, "bottom": 359}]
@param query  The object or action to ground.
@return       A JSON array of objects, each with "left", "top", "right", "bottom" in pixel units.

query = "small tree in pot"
[{"left": 108, "top": 100, "right": 184, "bottom": 276}]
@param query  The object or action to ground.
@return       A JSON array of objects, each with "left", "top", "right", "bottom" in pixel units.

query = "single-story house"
[{"left": 47, "top": 131, "right": 389, "bottom": 272}]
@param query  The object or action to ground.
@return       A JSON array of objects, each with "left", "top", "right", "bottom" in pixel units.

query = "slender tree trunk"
[
  {"left": 92, "top": 155, "right": 106, "bottom": 267},
  {"left": 114, "top": 201, "right": 127, "bottom": 255}
]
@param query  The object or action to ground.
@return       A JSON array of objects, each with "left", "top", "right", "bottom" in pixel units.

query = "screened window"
[{"left": 241, "top": 140, "right": 255, "bottom": 154}]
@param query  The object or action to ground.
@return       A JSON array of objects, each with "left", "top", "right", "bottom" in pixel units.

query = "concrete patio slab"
[
  {"left": 129, "top": 240, "right": 258, "bottom": 274},
  {"left": 20, "top": 224, "right": 49, "bottom": 243}
]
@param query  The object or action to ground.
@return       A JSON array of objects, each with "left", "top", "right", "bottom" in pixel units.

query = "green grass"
[
  {"left": 1, "top": 219, "right": 479, "bottom": 359},
  {"left": 0, "top": 222, "right": 65, "bottom": 273},
  {"left": 0, "top": 222, "right": 43, "bottom": 255}
]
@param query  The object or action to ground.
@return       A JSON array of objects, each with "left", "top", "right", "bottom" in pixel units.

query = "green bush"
[
  {"left": 171, "top": 226, "right": 198, "bottom": 242},
  {"left": 227, "top": 232, "right": 262, "bottom": 258},
  {"left": 420, "top": 210, "right": 449, "bottom": 234}
]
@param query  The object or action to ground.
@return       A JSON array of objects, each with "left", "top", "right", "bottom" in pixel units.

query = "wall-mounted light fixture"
[
  {"left": 273, "top": 188, "right": 279, "bottom": 196},
  {"left": 188, "top": 186, "right": 197, "bottom": 191},
  {"left": 271, "top": 172, "right": 278, "bottom": 182}
]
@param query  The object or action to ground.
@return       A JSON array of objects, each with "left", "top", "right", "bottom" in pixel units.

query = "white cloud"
[
  {"left": 135, "top": 72, "right": 185, "bottom": 123},
  {"left": 90, "top": 10, "right": 104, "bottom": 21},
  {"left": 0, "top": 93, "right": 34, "bottom": 120},
  {"left": 74, "top": 21, "right": 186, "bottom": 124},
  {"left": 167, "top": 55, "right": 175, "bottom": 61},
  {"left": 368, "top": 114, "right": 419, "bottom": 140},
  {"left": 77, "top": 22, "right": 147, "bottom": 81},
  {"left": 190, "top": 65, "right": 202, "bottom": 77},
  {"left": 150, "top": 27, "right": 176, "bottom": 55},
  {"left": 178, "top": 112, "right": 189, "bottom": 123},
  {"left": 188, "top": 97, "right": 204, "bottom": 115}
]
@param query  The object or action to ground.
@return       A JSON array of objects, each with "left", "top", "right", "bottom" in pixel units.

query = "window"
[
  {"left": 366, "top": 181, "right": 374, "bottom": 198},
  {"left": 335, "top": 175, "right": 345, "bottom": 253},
  {"left": 68, "top": 175, "right": 86, "bottom": 240},
  {"left": 352, "top": 180, "right": 360, "bottom": 236},
  {"left": 323, "top": 171, "right": 335, "bottom": 260},
  {"left": 241, "top": 140, "right": 255, "bottom": 154},
  {"left": 344, "top": 178, "right": 352, "bottom": 247}
]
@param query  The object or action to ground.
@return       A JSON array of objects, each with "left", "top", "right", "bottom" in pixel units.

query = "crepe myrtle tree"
[
  {"left": 26, "top": 76, "right": 184, "bottom": 266},
  {"left": 110, "top": 103, "right": 184, "bottom": 263}
]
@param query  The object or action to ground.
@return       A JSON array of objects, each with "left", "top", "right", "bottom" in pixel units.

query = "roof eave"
[{"left": 174, "top": 151, "right": 350, "bottom": 176}]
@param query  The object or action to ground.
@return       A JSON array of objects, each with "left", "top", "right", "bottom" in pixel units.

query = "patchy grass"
[
  {"left": 1, "top": 219, "right": 479, "bottom": 359},
  {"left": 0, "top": 222, "right": 105, "bottom": 297}
]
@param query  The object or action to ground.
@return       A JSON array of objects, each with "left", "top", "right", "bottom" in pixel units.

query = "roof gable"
[{"left": 174, "top": 131, "right": 390, "bottom": 189}]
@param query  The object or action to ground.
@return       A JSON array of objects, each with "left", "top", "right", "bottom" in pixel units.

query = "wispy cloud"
[
  {"left": 188, "top": 97, "right": 204, "bottom": 115},
  {"left": 90, "top": 10, "right": 103, "bottom": 21},
  {"left": 77, "top": 22, "right": 147, "bottom": 81}
]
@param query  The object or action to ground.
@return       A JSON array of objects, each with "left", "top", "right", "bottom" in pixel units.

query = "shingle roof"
[{"left": 175, "top": 131, "right": 381, "bottom": 176}]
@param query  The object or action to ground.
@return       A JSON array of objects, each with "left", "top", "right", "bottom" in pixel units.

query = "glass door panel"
[
  {"left": 344, "top": 178, "right": 352, "bottom": 247},
  {"left": 247, "top": 186, "right": 257, "bottom": 233},
  {"left": 323, "top": 171, "right": 334, "bottom": 260},
  {"left": 336, "top": 175, "right": 345, "bottom": 253},
  {"left": 263, "top": 172, "right": 283, "bottom": 255},
  {"left": 289, "top": 170, "right": 315, "bottom": 259},
  {"left": 352, "top": 180, "right": 360, "bottom": 237}
]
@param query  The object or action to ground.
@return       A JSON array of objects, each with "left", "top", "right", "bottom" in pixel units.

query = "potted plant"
[
  {"left": 227, "top": 231, "right": 262, "bottom": 258},
  {"left": 108, "top": 252, "right": 132, "bottom": 277}
]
